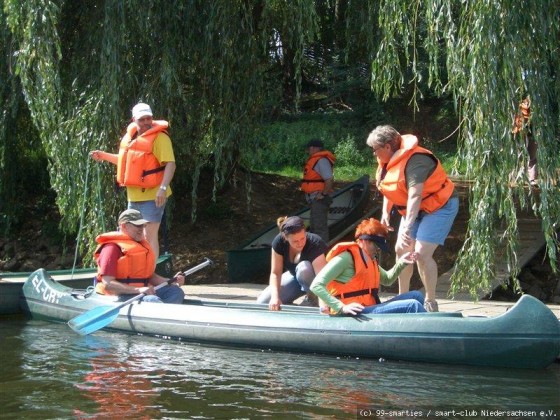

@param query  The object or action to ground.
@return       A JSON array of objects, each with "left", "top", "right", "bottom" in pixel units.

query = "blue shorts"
[
  {"left": 400, "top": 196, "right": 459, "bottom": 245},
  {"left": 128, "top": 200, "right": 165, "bottom": 223}
]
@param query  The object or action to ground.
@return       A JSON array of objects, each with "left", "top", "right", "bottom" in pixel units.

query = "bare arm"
[
  {"left": 403, "top": 183, "right": 423, "bottom": 232},
  {"left": 322, "top": 177, "right": 334, "bottom": 194},
  {"left": 381, "top": 196, "right": 394, "bottom": 227},
  {"left": 90, "top": 150, "right": 118, "bottom": 165},
  {"left": 268, "top": 250, "right": 284, "bottom": 311},
  {"left": 149, "top": 271, "right": 185, "bottom": 287},
  {"left": 100, "top": 275, "right": 155, "bottom": 295},
  {"left": 396, "top": 183, "right": 423, "bottom": 252},
  {"left": 155, "top": 161, "right": 176, "bottom": 207}
]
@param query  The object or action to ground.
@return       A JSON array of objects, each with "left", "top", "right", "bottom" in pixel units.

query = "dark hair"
[{"left": 278, "top": 216, "right": 305, "bottom": 235}]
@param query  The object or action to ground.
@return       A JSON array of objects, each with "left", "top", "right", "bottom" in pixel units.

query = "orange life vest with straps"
[
  {"left": 375, "top": 135, "right": 454, "bottom": 216},
  {"left": 94, "top": 232, "right": 155, "bottom": 295},
  {"left": 326, "top": 242, "right": 381, "bottom": 312},
  {"left": 512, "top": 100, "right": 531, "bottom": 134},
  {"left": 116, "top": 120, "right": 169, "bottom": 188},
  {"left": 301, "top": 151, "right": 336, "bottom": 194}
]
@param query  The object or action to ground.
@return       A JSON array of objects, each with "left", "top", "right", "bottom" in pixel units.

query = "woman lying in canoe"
[
  {"left": 257, "top": 216, "right": 328, "bottom": 311},
  {"left": 310, "top": 218, "right": 426, "bottom": 315}
]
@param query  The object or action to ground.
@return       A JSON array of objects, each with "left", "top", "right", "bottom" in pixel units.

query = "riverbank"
[{"left": 0, "top": 172, "right": 558, "bottom": 305}]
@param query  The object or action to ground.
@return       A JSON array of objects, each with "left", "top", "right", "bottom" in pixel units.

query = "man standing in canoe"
[
  {"left": 301, "top": 139, "right": 336, "bottom": 242},
  {"left": 90, "top": 102, "right": 177, "bottom": 264},
  {"left": 366, "top": 125, "right": 459, "bottom": 312},
  {"left": 94, "top": 209, "right": 185, "bottom": 303}
]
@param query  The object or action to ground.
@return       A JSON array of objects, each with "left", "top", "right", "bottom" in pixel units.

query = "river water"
[{"left": 1, "top": 316, "right": 558, "bottom": 419}]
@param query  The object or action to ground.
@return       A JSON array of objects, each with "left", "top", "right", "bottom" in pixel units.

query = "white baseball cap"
[{"left": 131, "top": 103, "right": 153, "bottom": 120}]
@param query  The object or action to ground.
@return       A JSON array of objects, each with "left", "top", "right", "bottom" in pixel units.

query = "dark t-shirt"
[
  {"left": 271, "top": 232, "right": 328, "bottom": 276},
  {"left": 405, "top": 153, "right": 437, "bottom": 187},
  {"left": 405, "top": 153, "right": 458, "bottom": 199}
]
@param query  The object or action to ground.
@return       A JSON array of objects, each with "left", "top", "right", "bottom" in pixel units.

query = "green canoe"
[
  {"left": 21, "top": 268, "right": 560, "bottom": 369},
  {"left": 0, "top": 253, "right": 174, "bottom": 316},
  {"left": 226, "top": 175, "right": 372, "bottom": 283}
]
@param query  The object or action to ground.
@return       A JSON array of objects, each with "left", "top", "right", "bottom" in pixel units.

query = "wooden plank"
[{"left": 435, "top": 215, "right": 546, "bottom": 300}]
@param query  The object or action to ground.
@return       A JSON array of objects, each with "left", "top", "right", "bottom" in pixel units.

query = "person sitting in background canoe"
[
  {"left": 310, "top": 218, "right": 426, "bottom": 315},
  {"left": 257, "top": 216, "right": 328, "bottom": 310},
  {"left": 94, "top": 209, "right": 185, "bottom": 304}
]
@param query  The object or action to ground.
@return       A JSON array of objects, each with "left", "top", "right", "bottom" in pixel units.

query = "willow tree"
[
  {"left": 2, "top": 0, "right": 317, "bottom": 264},
  {"left": 2, "top": 0, "right": 559, "bottom": 297},
  {"left": 369, "top": 0, "right": 560, "bottom": 297}
]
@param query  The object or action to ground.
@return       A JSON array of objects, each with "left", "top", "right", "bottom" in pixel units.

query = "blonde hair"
[{"left": 276, "top": 216, "right": 288, "bottom": 229}]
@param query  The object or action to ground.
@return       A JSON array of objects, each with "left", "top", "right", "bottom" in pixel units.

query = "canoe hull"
[
  {"left": 226, "top": 175, "right": 371, "bottom": 283},
  {"left": 21, "top": 269, "right": 560, "bottom": 369},
  {"left": 0, "top": 253, "right": 174, "bottom": 316}
]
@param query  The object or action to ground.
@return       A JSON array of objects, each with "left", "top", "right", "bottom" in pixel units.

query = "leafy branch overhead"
[{"left": 1, "top": 0, "right": 558, "bottom": 297}]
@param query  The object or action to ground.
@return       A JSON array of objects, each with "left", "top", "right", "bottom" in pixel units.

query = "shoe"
[
  {"left": 299, "top": 293, "right": 319, "bottom": 307},
  {"left": 424, "top": 299, "right": 439, "bottom": 312}
]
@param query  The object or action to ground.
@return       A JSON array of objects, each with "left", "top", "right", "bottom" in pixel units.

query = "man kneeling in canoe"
[
  {"left": 310, "top": 218, "right": 426, "bottom": 315},
  {"left": 93, "top": 209, "right": 185, "bottom": 303}
]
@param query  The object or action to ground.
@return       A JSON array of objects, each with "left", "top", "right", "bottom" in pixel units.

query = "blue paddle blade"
[{"left": 67, "top": 305, "right": 120, "bottom": 336}]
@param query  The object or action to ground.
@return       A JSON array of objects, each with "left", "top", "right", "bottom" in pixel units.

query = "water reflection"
[
  {"left": 73, "top": 335, "right": 161, "bottom": 419},
  {"left": 0, "top": 317, "right": 558, "bottom": 419}
]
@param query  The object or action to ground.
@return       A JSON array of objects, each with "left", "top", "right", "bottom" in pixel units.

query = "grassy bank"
[{"left": 244, "top": 111, "right": 461, "bottom": 181}]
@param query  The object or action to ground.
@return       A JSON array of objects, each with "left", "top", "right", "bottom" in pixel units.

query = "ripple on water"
[{"left": 1, "top": 318, "right": 558, "bottom": 419}]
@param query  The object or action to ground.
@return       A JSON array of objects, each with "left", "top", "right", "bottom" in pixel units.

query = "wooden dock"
[{"left": 435, "top": 213, "right": 546, "bottom": 301}]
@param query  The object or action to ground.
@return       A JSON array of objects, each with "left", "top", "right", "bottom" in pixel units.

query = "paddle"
[{"left": 68, "top": 258, "right": 213, "bottom": 336}]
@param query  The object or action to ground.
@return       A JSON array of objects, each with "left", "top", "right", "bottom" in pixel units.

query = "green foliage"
[
  {"left": 242, "top": 111, "right": 377, "bottom": 181},
  {"left": 1, "top": 0, "right": 558, "bottom": 296},
  {"left": 371, "top": 0, "right": 560, "bottom": 298},
  {"left": 2, "top": 0, "right": 319, "bottom": 264},
  {"left": 334, "top": 135, "right": 370, "bottom": 168},
  {"left": 242, "top": 112, "right": 374, "bottom": 181},
  {"left": 243, "top": 113, "right": 350, "bottom": 171}
]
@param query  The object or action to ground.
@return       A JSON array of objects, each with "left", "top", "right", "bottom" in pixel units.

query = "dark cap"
[
  {"left": 118, "top": 209, "right": 148, "bottom": 226},
  {"left": 305, "top": 139, "right": 324, "bottom": 148},
  {"left": 358, "top": 234, "right": 390, "bottom": 253}
]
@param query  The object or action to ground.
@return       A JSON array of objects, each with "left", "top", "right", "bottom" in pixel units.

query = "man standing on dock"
[{"left": 301, "top": 139, "right": 336, "bottom": 242}]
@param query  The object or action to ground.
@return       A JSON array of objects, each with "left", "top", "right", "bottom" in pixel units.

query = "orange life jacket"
[
  {"left": 512, "top": 102, "right": 531, "bottom": 134},
  {"left": 94, "top": 232, "right": 155, "bottom": 295},
  {"left": 301, "top": 151, "right": 336, "bottom": 194},
  {"left": 116, "top": 120, "right": 169, "bottom": 188},
  {"left": 375, "top": 135, "right": 454, "bottom": 216},
  {"left": 326, "top": 242, "right": 381, "bottom": 313}
]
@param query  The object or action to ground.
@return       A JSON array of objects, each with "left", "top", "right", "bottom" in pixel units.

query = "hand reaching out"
[{"left": 398, "top": 251, "right": 418, "bottom": 265}]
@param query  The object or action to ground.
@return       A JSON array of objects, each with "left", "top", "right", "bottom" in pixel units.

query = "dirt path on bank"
[
  {"left": 2, "top": 172, "right": 557, "bottom": 303},
  {"left": 168, "top": 172, "right": 470, "bottom": 288}
]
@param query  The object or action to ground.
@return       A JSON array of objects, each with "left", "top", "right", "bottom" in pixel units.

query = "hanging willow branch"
[
  {"left": 371, "top": 0, "right": 560, "bottom": 298},
  {"left": 3, "top": 0, "right": 318, "bottom": 265},
  {"left": 4, "top": 0, "right": 558, "bottom": 288}
]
